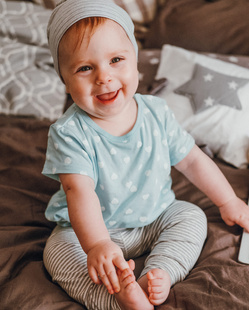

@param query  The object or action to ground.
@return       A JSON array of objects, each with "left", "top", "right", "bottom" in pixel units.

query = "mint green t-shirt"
[{"left": 42, "top": 94, "right": 195, "bottom": 229}]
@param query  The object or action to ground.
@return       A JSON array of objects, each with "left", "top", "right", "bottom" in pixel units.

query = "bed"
[{"left": 1, "top": 0, "right": 249, "bottom": 309}]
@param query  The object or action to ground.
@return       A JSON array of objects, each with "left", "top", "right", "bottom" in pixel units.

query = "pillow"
[
  {"left": 34, "top": 0, "right": 159, "bottom": 24},
  {"left": 144, "top": 0, "right": 249, "bottom": 55},
  {"left": 0, "top": 1, "right": 66, "bottom": 120},
  {"left": 155, "top": 44, "right": 249, "bottom": 169},
  {"left": 33, "top": 0, "right": 60, "bottom": 9},
  {"left": 113, "top": 0, "right": 158, "bottom": 24},
  {"left": 137, "top": 49, "right": 167, "bottom": 95},
  {"left": 175, "top": 64, "right": 249, "bottom": 114}
]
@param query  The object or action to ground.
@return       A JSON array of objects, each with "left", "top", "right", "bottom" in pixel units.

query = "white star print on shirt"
[{"left": 42, "top": 94, "right": 195, "bottom": 229}]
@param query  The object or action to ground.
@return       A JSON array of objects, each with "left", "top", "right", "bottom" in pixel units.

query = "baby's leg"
[
  {"left": 115, "top": 260, "right": 153, "bottom": 310},
  {"left": 112, "top": 200, "right": 206, "bottom": 308},
  {"left": 140, "top": 200, "right": 207, "bottom": 289},
  {"left": 131, "top": 200, "right": 206, "bottom": 306},
  {"left": 44, "top": 226, "right": 121, "bottom": 310}
]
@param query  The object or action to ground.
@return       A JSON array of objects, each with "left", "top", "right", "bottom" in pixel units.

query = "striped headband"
[{"left": 47, "top": 0, "right": 138, "bottom": 77}]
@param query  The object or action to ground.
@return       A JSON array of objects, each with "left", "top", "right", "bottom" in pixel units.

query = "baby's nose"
[{"left": 96, "top": 69, "right": 112, "bottom": 85}]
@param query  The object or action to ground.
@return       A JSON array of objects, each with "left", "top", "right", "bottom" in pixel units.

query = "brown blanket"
[{"left": 0, "top": 114, "right": 248, "bottom": 309}]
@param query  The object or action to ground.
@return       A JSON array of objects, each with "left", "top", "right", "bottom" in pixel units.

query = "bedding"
[
  {"left": 155, "top": 45, "right": 249, "bottom": 169},
  {"left": 156, "top": 45, "right": 249, "bottom": 168},
  {"left": 34, "top": 0, "right": 159, "bottom": 24},
  {"left": 0, "top": 1, "right": 66, "bottom": 120},
  {"left": 1, "top": 1, "right": 249, "bottom": 309},
  {"left": 1, "top": 114, "right": 249, "bottom": 310},
  {"left": 175, "top": 64, "right": 248, "bottom": 113},
  {"left": 144, "top": 0, "right": 249, "bottom": 55}
]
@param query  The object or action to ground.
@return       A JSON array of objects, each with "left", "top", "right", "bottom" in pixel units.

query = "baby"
[{"left": 42, "top": 1, "right": 249, "bottom": 309}]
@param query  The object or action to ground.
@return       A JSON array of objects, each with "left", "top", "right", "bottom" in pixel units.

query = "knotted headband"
[{"left": 47, "top": 0, "right": 138, "bottom": 76}]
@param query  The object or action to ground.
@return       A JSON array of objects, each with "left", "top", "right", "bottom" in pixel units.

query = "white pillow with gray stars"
[
  {"left": 174, "top": 64, "right": 249, "bottom": 113},
  {"left": 155, "top": 44, "right": 249, "bottom": 169}
]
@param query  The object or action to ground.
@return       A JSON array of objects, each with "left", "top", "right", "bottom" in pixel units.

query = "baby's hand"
[
  {"left": 87, "top": 239, "right": 130, "bottom": 294},
  {"left": 219, "top": 196, "right": 249, "bottom": 232}
]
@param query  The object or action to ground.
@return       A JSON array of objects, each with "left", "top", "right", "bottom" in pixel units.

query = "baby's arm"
[
  {"left": 175, "top": 145, "right": 249, "bottom": 231},
  {"left": 60, "top": 173, "right": 130, "bottom": 294}
]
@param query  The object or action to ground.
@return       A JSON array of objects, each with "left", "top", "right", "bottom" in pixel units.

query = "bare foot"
[
  {"left": 147, "top": 269, "right": 171, "bottom": 305},
  {"left": 115, "top": 260, "right": 153, "bottom": 310}
]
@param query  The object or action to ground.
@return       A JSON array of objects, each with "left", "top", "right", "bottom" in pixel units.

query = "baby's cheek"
[{"left": 124, "top": 68, "right": 139, "bottom": 90}]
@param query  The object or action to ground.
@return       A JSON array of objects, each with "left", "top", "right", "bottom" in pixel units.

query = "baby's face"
[{"left": 59, "top": 19, "right": 139, "bottom": 122}]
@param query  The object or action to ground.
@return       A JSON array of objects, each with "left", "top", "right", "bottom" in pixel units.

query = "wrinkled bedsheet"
[{"left": 0, "top": 115, "right": 248, "bottom": 310}]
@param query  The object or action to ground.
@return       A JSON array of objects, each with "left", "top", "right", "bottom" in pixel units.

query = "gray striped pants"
[{"left": 43, "top": 200, "right": 207, "bottom": 310}]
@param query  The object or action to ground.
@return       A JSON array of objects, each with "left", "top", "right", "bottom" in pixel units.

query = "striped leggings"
[{"left": 43, "top": 200, "right": 207, "bottom": 310}]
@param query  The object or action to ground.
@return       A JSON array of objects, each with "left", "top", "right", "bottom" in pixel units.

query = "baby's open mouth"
[{"left": 96, "top": 90, "right": 119, "bottom": 103}]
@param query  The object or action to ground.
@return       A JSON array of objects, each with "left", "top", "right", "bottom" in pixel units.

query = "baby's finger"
[
  {"left": 113, "top": 255, "right": 129, "bottom": 271},
  {"left": 105, "top": 268, "right": 120, "bottom": 293},
  {"left": 236, "top": 217, "right": 249, "bottom": 233},
  {"left": 103, "top": 261, "right": 121, "bottom": 293},
  {"left": 223, "top": 217, "right": 235, "bottom": 226},
  {"left": 98, "top": 265, "right": 116, "bottom": 294},
  {"left": 88, "top": 265, "right": 102, "bottom": 285},
  {"left": 98, "top": 273, "right": 114, "bottom": 294},
  {"left": 127, "top": 259, "right": 135, "bottom": 271}
]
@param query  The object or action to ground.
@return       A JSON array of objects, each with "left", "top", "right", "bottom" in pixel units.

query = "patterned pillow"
[
  {"left": 0, "top": 1, "right": 66, "bottom": 120},
  {"left": 175, "top": 64, "right": 249, "bottom": 114},
  {"left": 34, "top": 0, "right": 159, "bottom": 24},
  {"left": 137, "top": 49, "right": 167, "bottom": 95},
  {"left": 155, "top": 45, "right": 249, "bottom": 169},
  {"left": 113, "top": 0, "right": 157, "bottom": 24}
]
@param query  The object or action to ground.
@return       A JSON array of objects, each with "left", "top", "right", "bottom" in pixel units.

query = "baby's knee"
[
  {"left": 188, "top": 203, "right": 207, "bottom": 224},
  {"left": 176, "top": 201, "right": 207, "bottom": 241},
  {"left": 188, "top": 204, "right": 207, "bottom": 241}
]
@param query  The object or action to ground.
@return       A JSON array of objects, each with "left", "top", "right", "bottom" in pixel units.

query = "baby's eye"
[
  {"left": 111, "top": 57, "right": 121, "bottom": 64},
  {"left": 78, "top": 66, "right": 92, "bottom": 72}
]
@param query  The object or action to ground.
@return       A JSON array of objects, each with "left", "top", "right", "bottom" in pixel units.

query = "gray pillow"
[
  {"left": 174, "top": 64, "right": 249, "bottom": 113},
  {"left": 0, "top": 1, "right": 66, "bottom": 120}
]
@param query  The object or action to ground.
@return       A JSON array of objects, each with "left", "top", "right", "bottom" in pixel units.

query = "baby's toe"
[
  {"left": 147, "top": 268, "right": 164, "bottom": 279},
  {"left": 148, "top": 285, "right": 162, "bottom": 294},
  {"left": 149, "top": 292, "right": 166, "bottom": 306},
  {"left": 118, "top": 268, "right": 135, "bottom": 289}
]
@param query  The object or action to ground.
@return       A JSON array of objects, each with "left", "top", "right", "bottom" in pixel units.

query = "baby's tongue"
[{"left": 97, "top": 91, "right": 117, "bottom": 101}]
